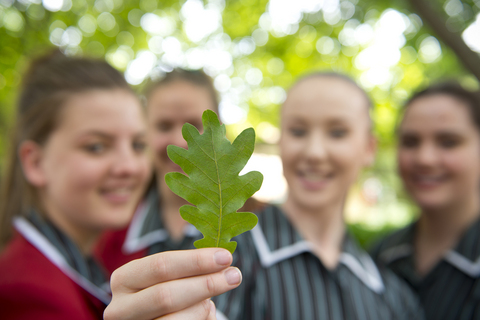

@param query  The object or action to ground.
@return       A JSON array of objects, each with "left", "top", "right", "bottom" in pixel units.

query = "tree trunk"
[{"left": 408, "top": 0, "right": 480, "bottom": 83}]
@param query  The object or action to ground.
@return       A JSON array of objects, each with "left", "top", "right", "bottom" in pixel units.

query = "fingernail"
[
  {"left": 210, "top": 300, "right": 216, "bottom": 313},
  {"left": 224, "top": 268, "right": 241, "bottom": 285},
  {"left": 214, "top": 250, "right": 231, "bottom": 266}
]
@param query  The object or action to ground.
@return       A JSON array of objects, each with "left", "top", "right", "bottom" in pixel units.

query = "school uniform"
[
  {"left": 371, "top": 218, "right": 480, "bottom": 320},
  {"left": 0, "top": 212, "right": 110, "bottom": 320},
  {"left": 96, "top": 187, "right": 234, "bottom": 320},
  {"left": 96, "top": 187, "right": 201, "bottom": 274},
  {"left": 214, "top": 205, "right": 424, "bottom": 320}
]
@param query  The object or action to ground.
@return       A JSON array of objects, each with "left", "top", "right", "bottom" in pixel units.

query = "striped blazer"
[
  {"left": 372, "top": 218, "right": 480, "bottom": 320},
  {"left": 215, "top": 205, "right": 424, "bottom": 320}
]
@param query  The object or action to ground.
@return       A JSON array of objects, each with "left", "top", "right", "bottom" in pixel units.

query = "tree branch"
[{"left": 408, "top": 0, "right": 480, "bottom": 82}]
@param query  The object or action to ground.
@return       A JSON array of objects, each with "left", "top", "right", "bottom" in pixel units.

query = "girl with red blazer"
[
  {"left": 0, "top": 51, "right": 151, "bottom": 319},
  {"left": 0, "top": 51, "right": 241, "bottom": 320}
]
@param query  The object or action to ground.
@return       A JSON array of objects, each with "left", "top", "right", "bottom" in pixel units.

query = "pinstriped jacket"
[
  {"left": 372, "top": 218, "right": 480, "bottom": 320},
  {"left": 215, "top": 205, "right": 424, "bottom": 320}
]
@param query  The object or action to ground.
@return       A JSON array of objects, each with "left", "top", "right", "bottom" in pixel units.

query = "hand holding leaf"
[{"left": 165, "top": 110, "right": 263, "bottom": 254}]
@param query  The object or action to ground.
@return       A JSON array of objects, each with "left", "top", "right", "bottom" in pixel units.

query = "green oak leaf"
[{"left": 165, "top": 110, "right": 263, "bottom": 254}]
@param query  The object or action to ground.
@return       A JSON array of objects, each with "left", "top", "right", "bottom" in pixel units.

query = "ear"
[
  {"left": 18, "top": 140, "right": 47, "bottom": 187},
  {"left": 363, "top": 134, "right": 377, "bottom": 167}
]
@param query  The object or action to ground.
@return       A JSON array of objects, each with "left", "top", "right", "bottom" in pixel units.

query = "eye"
[
  {"left": 133, "top": 140, "right": 147, "bottom": 153},
  {"left": 400, "top": 135, "right": 419, "bottom": 148},
  {"left": 84, "top": 143, "right": 105, "bottom": 154},
  {"left": 329, "top": 128, "right": 348, "bottom": 138},
  {"left": 438, "top": 136, "right": 461, "bottom": 149},
  {"left": 288, "top": 127, "right": 306, "bottom": 137},
  {"left": 156, "top": 121, "right": 173, "bottom": 132}
]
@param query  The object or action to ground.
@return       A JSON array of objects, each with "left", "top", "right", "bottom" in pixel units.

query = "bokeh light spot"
[
  {"left": 78, "top": 14, "right": 97, "bottom": 35},
  {"left": 246, "top": 68, "right": 263, "bottom": 86},
  {"left": 97, "top": 12, "right": 116, "bottom": 31},
  {"left": 463, "top": 13, "right": 480, "bottom": 53},
  {"left": 4, "top": 9, "right": 24, "bottom": 33},
  {"left": 125, "top": 50, "right": 157, "bottom": 85},
  {"left": 267, "top": 57, "right": 284, "bottom": 75},
  {"left": 419, "top": 36, "right": 442, "bottom": 63},
  {"left": 43, "top": 0, "right": 63, "bottom": 12}
]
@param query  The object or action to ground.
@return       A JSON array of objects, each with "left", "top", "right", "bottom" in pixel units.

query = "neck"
[
  {"left": 282, "top": 196, "right": 345, "bottom": 269},
  {"left": 414, "top": 194, "right": 480, "bottom": 275},
  {"left": 39, "top": 198, "right": 100, "bottom": 255},
  {"left": 159, "top": 177, "right": 189, "bottom": 241},
  {"left": 418, "top": 195, "right": 480, "bottom": 242},
  {"left": 44, "top": 213, "right": 99, "bottom": 255}
]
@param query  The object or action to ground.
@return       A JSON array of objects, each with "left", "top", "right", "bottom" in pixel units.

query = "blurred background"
[{"left": 1, "top": 0, "right": 479, "bottom": 247}]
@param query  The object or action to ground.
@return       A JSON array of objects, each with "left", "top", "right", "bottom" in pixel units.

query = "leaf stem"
[{"left": 212, "top": 132, "right": 222, "bottom": 247}]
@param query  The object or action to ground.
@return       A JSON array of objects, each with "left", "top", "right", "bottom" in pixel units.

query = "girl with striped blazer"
[
  {"left": 215, "top": 73, "right": 424, "bottom": 320},
  {"left": 372, "top": 83, "right": 480, "bottom": 320}
]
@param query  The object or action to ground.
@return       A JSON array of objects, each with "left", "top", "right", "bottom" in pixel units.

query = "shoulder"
[
  {"left": 228, "top": 206, "right": 284, "bottom": 269},
  {"left": 378, "top": 265, "right": 424, "bottom": 319},
  {"left": 94, "top": 226, "right": 145, "bottom": 274},
  {"left": 0, "top": 235, "right": 104, "bottom": 319},
  {"left": 369, "top": 224, "right": 414, "bottom": 263},
  {"left": 255, "top": 204, "right": 289, "bottom": 235},
  {"left": 0, "top": 234, "right": 54, "bottom": 278},
  {"left": 234, "top": 205, "right": 283, "bottom": 250},
  {"left": 256, "top": 204, "right": 283, "bottom": 222}
]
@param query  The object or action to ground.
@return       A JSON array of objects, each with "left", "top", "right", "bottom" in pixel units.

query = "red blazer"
[
  {"left": 0, "top": 233, "right": 106, "bottom": 320},
  {"left": 95, "top": 227, "right": 145, "bottom": 274}
]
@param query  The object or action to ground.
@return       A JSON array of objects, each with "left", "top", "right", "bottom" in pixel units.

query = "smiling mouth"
[
  {"left": 100, "top": 187, "right": 135, "bottom": 204},
  {"left": 297, "top": 171, "right": 333, "bottom": 190},
  {"left": 410, "top": 174, "right": 447, "bottom": 188}
]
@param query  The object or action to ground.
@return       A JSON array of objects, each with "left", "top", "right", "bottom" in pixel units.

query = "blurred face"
[
  {"left": 37, "top": 89, "right": 150, "bottom": 240},
  {"left": 147, "top": 81, "right": 215, "bottom": 178},
  {"left": 398, "top": 94, "right": 480, "bottom": 211},
  {"left": 280, "top": 77, "right": 374, "bottom": 211}
]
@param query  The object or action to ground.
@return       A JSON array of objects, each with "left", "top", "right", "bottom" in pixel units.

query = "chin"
[
  {"left": 100, "top": 207, "right": 136, "bottom": 228},
  {"left": 290, "top": 193, "right": 333, "bottom": 211},
  {"left": 412, "top": 196, "right": 448, "bottom": 212},
  {"left": 100, "top": 216, "right": 132, "bottom": 230}
]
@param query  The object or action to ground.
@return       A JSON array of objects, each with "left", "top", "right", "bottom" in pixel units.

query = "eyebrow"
[
  {"left": 399, "top": 129, "right": 465, "bottom": 136},
  {"left": 78, "top": 130, "right": 146, "bottom": 139}
]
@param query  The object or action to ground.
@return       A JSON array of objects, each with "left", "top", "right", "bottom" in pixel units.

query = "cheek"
[
  {"left": 397, "top": 150, "right": 412, "bottom": 174},
  {"left": 339, "top": 150, "right": 364, "bottom": 180},
  {"left": 279, "top": 138, "right": 301, "bottom": 167},
  {"left": 331, "top": 143, "right": 362, "bottom": 167},
  {"left": 65, "top": 157, "right": 108, "bottom": 190},
  {"left": 45, "top": 158, "right": 105, "bottom": 203},
  {"left": 443, "top": 150, "right": 479, "bottom": 178},
  {"left": 139, "top": 157, "right": 153, "bottom": 181},
  {"left": 149, "top": 132, "right": 171, "bottom": 156}
]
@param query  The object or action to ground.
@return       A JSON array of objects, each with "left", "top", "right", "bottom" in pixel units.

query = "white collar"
[
  {"left": 251, "top": 224, "right": 385, "bottom": 294},
  {"left": 14, "top": 217, "right": 111, "bottom": 304},
  {"left": 444, "top": 251, "right": 480, "bottom": 278},
  {"left": 379, "top": 244, "right": 480, "bottom": 278},
  {"left": 122, "top": 200, "right": 200, "bottom": 254}
]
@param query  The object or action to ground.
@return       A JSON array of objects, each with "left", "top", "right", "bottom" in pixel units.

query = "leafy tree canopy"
[{"left": 1, "top": 0, "right": 479, "bottom": 235}]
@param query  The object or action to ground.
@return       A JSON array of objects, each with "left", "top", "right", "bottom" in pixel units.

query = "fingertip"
[
  {"left": 214, "top": 249, "right": 232, "bottom": 266},
  {"left": 224, "top": 267, "right": 242, "bottom": 286}
]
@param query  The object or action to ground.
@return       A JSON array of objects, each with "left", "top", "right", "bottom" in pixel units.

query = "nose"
[
  {"left": 415, "top": 142, "right": 439, "bottom": 167},
  {"left": 111, "top": 144, "right": 146, "bottom": 177},
  {"left": 172, "top": 125, "right": 188, "bottom": 149},
  {"left": 304, "top": 132, "right": 327, "bottom": 162}
]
